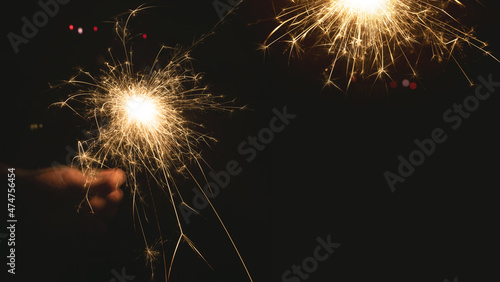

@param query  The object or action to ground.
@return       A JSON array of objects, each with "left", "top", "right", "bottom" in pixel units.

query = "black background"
[{"left": 1, "top": 0, "right": 499, "bottom": 281}]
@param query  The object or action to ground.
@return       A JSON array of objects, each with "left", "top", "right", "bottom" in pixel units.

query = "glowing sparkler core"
[
  {"left": 126, "top": 95, "right": 158, "bottom": 124},
  {"left": 341, "top": 0, "right": 388, "bottom": 14}
]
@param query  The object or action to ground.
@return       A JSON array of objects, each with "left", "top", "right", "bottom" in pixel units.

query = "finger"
[
  {"left": 88, "top": 190, "right": 123, "bottom": 218},
  {"left": 62, "top": 168, "right": 88, "bottom": 189},
  {"left": 91, "top": 169, "right": 126, "bottom": 195},
  {"left": 105, "top": 188, "right": 124, "bottom": 205},
  {"left": 89, "top": 195, "right": 107, "bottom": 213},
  {"left": 103, "top": 189, "right": 124, "bottom": 219},
  {"left": 33, "top": 167, "right": 87, "bottom": 194}
]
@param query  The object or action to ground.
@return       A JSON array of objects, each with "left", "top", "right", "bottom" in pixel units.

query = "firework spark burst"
[
  {"left": 54, "top": 8, "right": 253, "bottom": 282},
  {"left": 263, "top": 0, "right": 498, "bottom": 89}
]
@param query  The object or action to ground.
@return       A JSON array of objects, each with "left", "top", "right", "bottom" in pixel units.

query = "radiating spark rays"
[
  {"left": 263, "top": 0, "right": 499, "bottom": 89},
  {"left": 53, "top": 7, "right": 253, "bottom": 282},
  {"left": 63, "top": 47, "right": 222, "bottom": 279}
]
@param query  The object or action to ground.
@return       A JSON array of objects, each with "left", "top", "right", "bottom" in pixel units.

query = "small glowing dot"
[
  {"left": 410, "top": 82, "right": 417, "bottom": 90},
  {"left": 93, "top": 26, "right": 98, "bottom": 32},
  {"left": 142, "top": 33, "right": 147, "bottom": 39},
  {"left": 69, "top": 24, "right": 74, "bottom": 30},
  {"left": 351, "top": 75, "right": 358, "bottom": 83},
  {"left": 78, "top": 27, "right": 83, "bottom": 34},
  {"left": 29, "top": 123, "right": 44, "bottom": 131},
  {"left": 390, "top": 81, "right": 397, "bottom": 88},
  {"left": 402, "top": 79, "right": 410, "bottom": 87}
]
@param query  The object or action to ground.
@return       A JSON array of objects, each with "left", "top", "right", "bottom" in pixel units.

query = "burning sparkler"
[
  {"left": 263, "top": 0, "right": 498, "bottom": 89},
  {"left": 55, "top": 8, "right": 253, "bottom": 282}
]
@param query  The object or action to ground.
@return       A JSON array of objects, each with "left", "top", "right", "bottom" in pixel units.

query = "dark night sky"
[{"left": 1, "top": 0, "right": 499, "bottom": 281}]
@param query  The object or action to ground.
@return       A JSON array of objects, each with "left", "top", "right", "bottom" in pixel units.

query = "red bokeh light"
[
  {"left": 390, "top": 81, "right": 397, "bottom": 88},
  {"left": 410, "top": 82, "right": 417, "bottom": 90},
  {"left": 93, "top": 26, "right": 98, "bottom": 32},
  {"left": 69, "top": 24, "right": 74, "bottom": 30},
  {"left": 142, "top": 33, "right": 148, "bottom": 39}
]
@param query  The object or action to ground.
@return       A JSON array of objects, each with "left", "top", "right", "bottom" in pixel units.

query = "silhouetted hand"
[{"left": 21, "top": 166, "right": 126, "bottom": 236}]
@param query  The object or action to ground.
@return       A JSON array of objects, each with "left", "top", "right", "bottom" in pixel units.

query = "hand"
[{"left": 23, "top": 166, "right": 126, "bottom": 236}]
